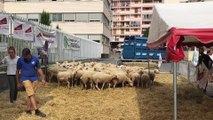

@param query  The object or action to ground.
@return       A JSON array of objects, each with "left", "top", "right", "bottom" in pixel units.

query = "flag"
[
  {"left": 34, "top": 26, "right": 57, "bottom": 48},
  {"left": 0, "top": 14, "right": 9, "bottom": 35},
  {"left": 13, "top": 19, "right": 34, "bottom": 41},
  {"left": 63, "top": 34, "right": 80, "bottom": 50}
]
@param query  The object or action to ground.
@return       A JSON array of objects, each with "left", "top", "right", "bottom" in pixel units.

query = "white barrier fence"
[{"left": 0, "top": 13, "right": 102, "bottom": 63}]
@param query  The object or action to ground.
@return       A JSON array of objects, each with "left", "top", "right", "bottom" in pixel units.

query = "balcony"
[
  {"left": 130, "top": 18, "right": 142, "bottom": 21},
  {"left": 141, "top": 10, "right": 153, "bottom": 14},
  {"left": 142, "top": 18, "right": 152, "bottom": 21},
  {"left": 112, "top": 2, "right": 130, "bottom": 8},
  {"left": 130, "top": 3, "right": 142, "bottom": 8},
  {"left": 112, "top": 25, "right": 131, "bottom": 29},
  {"left": 113, "top": 10, "right": 132, "bottom": 15},
  {"left": 141, "top": 24, "right": 151, "bottom": 28}
]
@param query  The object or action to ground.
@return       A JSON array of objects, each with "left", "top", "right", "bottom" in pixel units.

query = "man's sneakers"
[
  {"left": 35, "top": 109, "right": 46, "bottom": 117},
  {"left": 25, "top": 109, "right": 46, "bottom": 117}
]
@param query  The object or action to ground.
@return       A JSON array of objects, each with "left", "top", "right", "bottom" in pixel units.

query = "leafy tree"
[
  {"left": 40, "top": 10, "right": 51, "bottom": 26},
  {"left": 142, "top": 28, "right": 149, "bottom": 37}
]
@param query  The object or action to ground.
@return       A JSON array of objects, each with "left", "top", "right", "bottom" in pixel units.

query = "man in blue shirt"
[{"left": 16, "top": 48, "right": 46, "bottom": 117}]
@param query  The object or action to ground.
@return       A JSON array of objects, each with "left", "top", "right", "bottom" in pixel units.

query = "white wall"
[
  {"left": 51, "top": 22, "right": 103, "bottom": 35},
  {"left": 0, "top": 2, "right": 3, "bottom": 12},
  {"left": 4, "top": 1, "right": 103, "bottom": 13},
  {"left": 163, "top": 0, "right": 181, "bottom": 3}
]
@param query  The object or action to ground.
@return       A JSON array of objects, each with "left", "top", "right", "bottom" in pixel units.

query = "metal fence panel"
[{"left": 0, "top": 14, "right": 101, "bottom": 65}]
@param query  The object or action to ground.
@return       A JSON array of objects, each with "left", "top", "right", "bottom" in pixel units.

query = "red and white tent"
[
  {"left": 147, "top": 2, "right": 213, "bottom": 120},
  {"left": 147, "top": 2, "right": 213, "bottom": 62}
]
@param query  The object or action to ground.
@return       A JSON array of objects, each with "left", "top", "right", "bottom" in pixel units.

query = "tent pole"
[
  {"left": 173, "top": 61, "right": 177, "bottom": 120},
  {"left": 173, "top": 46, "right": 177, "bottom": 120},
  {"left": 148, "top": 53, "right": 150, "bottom": 75}
]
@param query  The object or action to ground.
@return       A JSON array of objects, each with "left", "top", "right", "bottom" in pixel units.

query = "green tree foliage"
[
  {"left": 143, "top": 28, "right": 149, "bottom": 37},
  {"left": 40, "top": 10, "right": 51, "bottom": 26}
]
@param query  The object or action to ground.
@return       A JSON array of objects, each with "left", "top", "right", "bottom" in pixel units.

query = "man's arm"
[
  {"left": 16, "top": 69, "right": 21, "bottom": 87},
  {"left": 0, "top": 57, "right": 6, "bottom": 65},
  {"left": 37, "top": 68, "right": 46, "bottom": 85}
]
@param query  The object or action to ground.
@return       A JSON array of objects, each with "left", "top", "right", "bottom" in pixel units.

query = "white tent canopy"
[
  {"left": 147, "top": 2, "right": 213, "bottom": 120},
  {"left": 148, "top": 2, "right": 213, "bottom": 44}
]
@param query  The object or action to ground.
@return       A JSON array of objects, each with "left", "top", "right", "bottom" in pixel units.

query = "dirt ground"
[{"left": 1, "top": 62, "right": 213, "bottom": 120}]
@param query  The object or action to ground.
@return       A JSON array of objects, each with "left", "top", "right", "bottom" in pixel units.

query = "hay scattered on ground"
[
  {"left": 1, "top": 63, "right": 213, "bottom": 120},
  {"left": 123, "top": 62, "right": 158, "bottom": 69}
]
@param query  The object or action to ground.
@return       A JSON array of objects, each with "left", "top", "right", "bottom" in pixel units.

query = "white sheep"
[
  {"left": 57, "top": 71, "right": 72, "bottom": 88},
  {"left": 140, "top": 73, "right": 151, "bottom": 88},
  {"left": 92, "top": 72, "right": 117, "bottom": 90},
  {"left": 142, "top": 69, "right": 156, "bottom": 85},
  {"left": 112, "top": 72, "right": 133, "bottom": 88},
  {"left": 47, "top": 65, "right": 67, "bottom": 82},
  {"left": 127, "top": 70, "right": 143, "bottom": 87},
  {"left": 79, "top": 70, "right": 95, "bottom": 89}
]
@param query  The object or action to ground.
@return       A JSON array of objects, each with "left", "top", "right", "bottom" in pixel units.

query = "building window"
[
  {"left": 76, "top": 13, "right": 89, "bottom": 22},
  {"left": 142, "top": 21, "right": 151, "bottom": 24},
  {"left": 28, "top": 19, "right": 38, "bottom": 22},
  {"left": 27, "top": 14, "right": 39, "bottom": 22},
  {"left": 126, "top": 29, "right": 129, "bottom": 32},
  {"left": 142, "top": 28, "right": 147, "bottom": 32},
  {"left": 134, "top": 29, "right": 138, "bottom": 32},
  {"left": 143, "top": 14, "right": 152, "bottom": 20},
  {"left": 64, "top": 13, "right": 75, "bottom": 22},
  {"left": 126, "top": 15, "right": 130, "bottom": 19},
  {"left": 143, "top": 0, "right": 162, "bottom": 3},
  {"left": 16, "top": 0, "right": 26, "bottom": 1},
  {"left": 89, "top": 34, "right": 101, "bottom": 41},
  {"left": 89, "top": 13, "right": 102, "bottom": 22},
  {"left": 52, "top": 13, "right": 62, "bottom": 22},
  {"left": 130, "top": 21, "right": 140, "bottom": 27},
  {"left": 120, "top": 2, "right": 130, "bottom": 7},
  {"left": 16, "top": 14, "right": 27, "bottom": 18},
  {"left": 142, "top": 7, "right": 152, "bottom": 10}
]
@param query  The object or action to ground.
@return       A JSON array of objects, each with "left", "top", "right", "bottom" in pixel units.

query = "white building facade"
[{"left": 2, "top": 0, "right": 112, "bottom": 55}]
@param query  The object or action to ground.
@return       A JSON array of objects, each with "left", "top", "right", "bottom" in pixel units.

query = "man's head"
[
  {"left": 207, "top": 50, "right": 212, "bottom": 55},
  {"left": 199, "top": 47, "right": 204, "bottom": 54},
  {"left": 8, "top": 46, "right": 16, "bottom": 59},
  {"left": 22, "top": 48, "right": 31, "bottom": 62}
]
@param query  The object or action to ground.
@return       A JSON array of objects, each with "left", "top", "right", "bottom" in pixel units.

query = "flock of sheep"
[{"left": 47, "top": 61, "right": 159, "bottom": 90}]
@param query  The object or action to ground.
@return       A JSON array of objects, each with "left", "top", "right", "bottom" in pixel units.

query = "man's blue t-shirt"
[{"left": 17, "top": 55, "right": 41, "bottom": 81}]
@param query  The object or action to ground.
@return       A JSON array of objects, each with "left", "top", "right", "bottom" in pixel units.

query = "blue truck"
[{"left": 122, "top": 36, "right": 166, "bottom": 61}]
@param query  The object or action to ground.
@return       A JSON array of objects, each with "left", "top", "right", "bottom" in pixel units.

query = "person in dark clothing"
[
  {"left": 0, "top": 46, "right": 19, "bottom": 103},
  {"left": 197, "top": 47, "right": 213, "bottom": 93}
]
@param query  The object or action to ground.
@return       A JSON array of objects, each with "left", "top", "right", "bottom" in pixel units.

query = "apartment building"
[
  {"left": 2, "top": 0, "right": 112, "bottom": 55},
  {"left": 111, "top": 0, "right": 162, "bottom": 46}
]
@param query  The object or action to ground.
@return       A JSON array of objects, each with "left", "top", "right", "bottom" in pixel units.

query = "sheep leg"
[
  {"left": 71, "top": 78, "right": 73, "bottom": 88},
  {"left": 67, "top": 81, "right": 70, "bottom": 88},
  {"left": 84, "top": 83, "right": 87, "bottom": 89},
  {"left": 57, "top": 80, "right": 60, "bottom": 87},
  {"left": 81, "top": 81, "right": 84, "bottom": 90},
  {"left": 122, "top": 82, "right": 125, "bottom": 87},
  {"left": 113, "top": 81, "right": 117, "bottom": 89},
  {"left": 137, "top": 80, "right": 140, "bottom": 87},
  {"left": 108, "top": 83, "right": 111, "bottom": 89},
  {"left": 90, "top": 82, "right": 94, "bottom": 89},
  {"left": 95, "top": 83, "right": 100, "bottom": 90},
  {"left": 101, "top": 82, "right": 105, "bottom": 90},
  {"left": 141, "top": 81, "right": 143, "bottom": 88}
]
